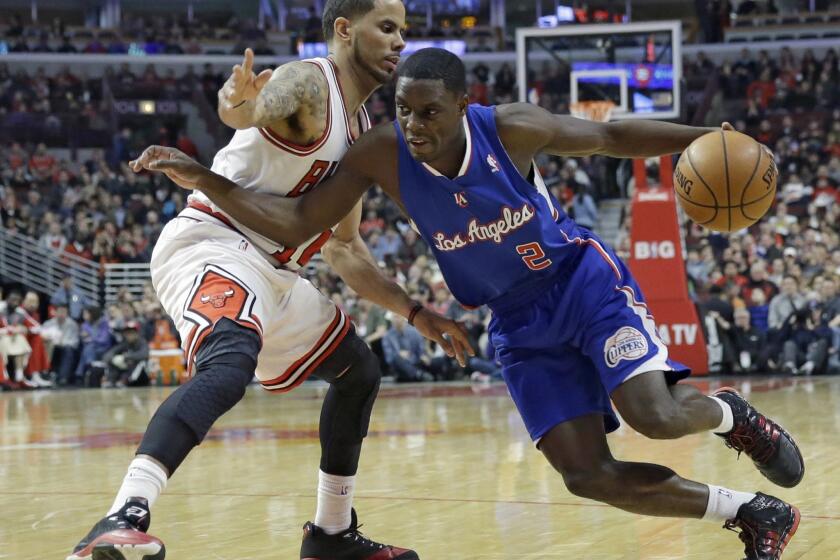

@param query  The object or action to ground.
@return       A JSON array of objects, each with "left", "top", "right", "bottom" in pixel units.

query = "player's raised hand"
[
  {"left": 129, "top": 146, "right": 208, "bottom": 190},
  {"left": 219, "top": 47, "right": 273, "bottom": 110},
  {"left": 411, "top": 308, "right": 476, "bottom": 367}
]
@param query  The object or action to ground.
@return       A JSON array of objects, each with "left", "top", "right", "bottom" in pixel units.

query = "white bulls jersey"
[{"left": 184, "top": 57, "right": 371, "bottom": 271}]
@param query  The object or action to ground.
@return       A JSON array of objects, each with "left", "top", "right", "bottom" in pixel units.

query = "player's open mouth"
[{"left": 408, "top": 138, "right": 429, "bottom": 147}]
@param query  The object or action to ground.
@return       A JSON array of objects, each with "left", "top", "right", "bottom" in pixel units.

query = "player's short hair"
[
  {"left": 398, "top": 47, "right": 466, "bottom": 96},
  {"left": 322, "top": 0, "right": 377, "bottom": 42}
]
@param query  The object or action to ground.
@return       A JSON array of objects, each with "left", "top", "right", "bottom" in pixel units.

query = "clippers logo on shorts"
[
  {"left": 200, "top": 288, "right": 235, "bottom": 308},
  {"left": 604, "top": 326, "right": 648, "bottom": 367}
]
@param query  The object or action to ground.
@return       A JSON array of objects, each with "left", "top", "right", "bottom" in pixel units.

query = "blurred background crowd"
[{"left": 1, "top": 0, "right": 838, "bottom": 389}]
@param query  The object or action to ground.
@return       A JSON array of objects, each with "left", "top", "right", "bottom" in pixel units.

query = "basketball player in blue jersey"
[{"left": 134, "top": 48, "right": 804, "bottom": 560}]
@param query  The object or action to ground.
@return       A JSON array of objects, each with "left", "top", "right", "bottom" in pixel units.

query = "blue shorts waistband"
[{"left": 486, "top": 266, "right": 573, "bottom": 315}]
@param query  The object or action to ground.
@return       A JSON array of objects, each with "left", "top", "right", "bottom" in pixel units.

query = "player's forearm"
[
  {"left": 322, "top": 237, "right": 416, "bottom": 319},
  {"left": 196, "top": 170, "right": 318, "bottom": 246},
  {"left": 604, "top": 121, "right": 716, "bottom": 158}
]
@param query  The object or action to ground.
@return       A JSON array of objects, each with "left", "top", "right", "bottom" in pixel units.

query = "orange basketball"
[{"left": 673, "top": 130, "right": 777, "bottom": 232}]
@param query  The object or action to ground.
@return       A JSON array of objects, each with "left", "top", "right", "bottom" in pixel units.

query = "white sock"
[
  {"left": 702, "top": 485, "right": 756, "bottom": 521},
  {"left": 710, "top": 396, "right": 734, "bottom": 434},
  {"left": 107, "top": 457, "right": 168, "bottom": 515},
  {"left": 314, "top": 470, "right": 354, "bottom": 535}
]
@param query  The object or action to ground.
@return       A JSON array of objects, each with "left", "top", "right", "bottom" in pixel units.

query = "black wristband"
[{"left": 407, "top": 303, "right": 424, "bottom": 326}]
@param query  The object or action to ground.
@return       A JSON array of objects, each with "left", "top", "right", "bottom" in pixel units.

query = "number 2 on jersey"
[{"left": 516, "top": 242, "right": 552, "bottom": 271}]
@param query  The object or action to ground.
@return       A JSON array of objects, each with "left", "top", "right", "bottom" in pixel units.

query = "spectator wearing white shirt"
[{"left": 41, "top": 304, "right": 80, "bottom": 385}]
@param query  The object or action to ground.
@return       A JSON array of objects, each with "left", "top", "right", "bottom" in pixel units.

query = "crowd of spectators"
[
  {"left": 613, "top": 47, "right": 840, "bottom": 376},
  {"left": 0, "top": 276, "right": 178, "bottom": 390},
  {"left": 1, "top": 42, "right": 839, "bottom": 390},
  {"left": 1, "top": 11, "right": 502, "bottom": 58}
]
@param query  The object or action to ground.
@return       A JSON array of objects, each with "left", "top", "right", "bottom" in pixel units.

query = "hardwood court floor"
[{"left": 3, "top": 376, "right": 839, "bottom": 559}]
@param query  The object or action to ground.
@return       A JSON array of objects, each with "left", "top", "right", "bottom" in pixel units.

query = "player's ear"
[
  {"left": 334, "top": 17, "right": 352, "bottom": 43},
  {"left": 457, "top": 95, "right": 469, "bottom": 116}
]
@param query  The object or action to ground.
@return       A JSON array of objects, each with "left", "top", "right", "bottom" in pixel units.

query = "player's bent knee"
[
  {"left": 314, "top": 328, "right": 381, "bottom": 389},
  {"left": 137, "top": 319, "right": 260, "bottom": 474},
  {"left": 562, "top": 464, "right": 620, "bottom": 502},
  {"left": 627, "top": 404, "right": 689, "bottom": 440}
]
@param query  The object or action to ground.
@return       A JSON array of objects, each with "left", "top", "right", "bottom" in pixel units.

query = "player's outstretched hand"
[
  {"left": 412, "top": 309, "right": 476, "bottom": 367},
  {"left": 130, "top": 146, "right": 208, "bottom": 190},
  {"left": 219, "top": 47, "right": 273, "bottom": 110}
]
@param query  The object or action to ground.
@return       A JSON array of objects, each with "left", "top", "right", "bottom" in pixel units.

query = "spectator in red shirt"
[
  {"left": 29, "top": 143, "right": 56, "bottom": 180},
  {"left": 714, "top": 260, "right": 748, "bottom": 289},
  {"left": 175, "top": 132, "right": 199, "bottom": 160},
  {"left": 6, "top": 142, "right": 27, "bottom": 170},
  {"left": 746, "top": 69, "right": 776, "bottom": 109},
  {"left": 359, "top": 209, "right": 385, "bottom": 236},
  {"left": 741, "top": 261, "right": 780, "bottom": 304}
]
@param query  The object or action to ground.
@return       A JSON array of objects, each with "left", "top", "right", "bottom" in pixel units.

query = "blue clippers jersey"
[{"left": 396, "top": 104, "right": 583, "bottom": 308}]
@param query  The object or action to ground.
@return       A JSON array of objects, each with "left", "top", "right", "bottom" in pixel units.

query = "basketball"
[{"left": 673, "top": 130, "right": 778, "bottom": 232}]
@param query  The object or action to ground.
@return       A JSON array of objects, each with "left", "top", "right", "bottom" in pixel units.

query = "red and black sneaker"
[
  {"left": 713, "top": 388, "right": 805, "bottom": 488},
  {"left": 724, "top": 492, "right": 800, "bottom": 560},
  {"left": 66, "top": 497, "right": 165, "bottom": 560},
  {"left": 300, "top": 509, "right": 419, "bottom": 560}
]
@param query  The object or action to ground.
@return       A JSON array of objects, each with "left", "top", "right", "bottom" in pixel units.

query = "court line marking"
[{"left": 3, "top": 490, "right": 837, "bottom": 521}]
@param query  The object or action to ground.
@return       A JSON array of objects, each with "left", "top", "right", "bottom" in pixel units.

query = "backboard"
[{"left": 516, "top": 21, "right": 683, "bottom": 120}]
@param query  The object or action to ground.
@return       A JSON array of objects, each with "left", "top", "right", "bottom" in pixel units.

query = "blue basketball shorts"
[{"left": 488, "top": 228, "right": 690, "bottom": 443}]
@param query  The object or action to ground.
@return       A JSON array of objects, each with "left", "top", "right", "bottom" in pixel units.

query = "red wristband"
[{"left": 407, "top": 303, "right": 424, "bottom": 326}]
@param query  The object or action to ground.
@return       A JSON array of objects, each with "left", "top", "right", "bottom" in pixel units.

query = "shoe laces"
[
  {"left": 341, "top": 523, "right": 386, "bottom": 550},
  {"left": 724, "top": 518, "right": 784, "bottom": 559},
  {"left": 723, "top": 415, "right": 778, "bottom": 465}
]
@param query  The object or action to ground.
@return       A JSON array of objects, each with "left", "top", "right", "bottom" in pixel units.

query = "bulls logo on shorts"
[
  {"left": 604, "top": 326, "right": 648, "bottom": 367},
  {"left": 200, "top": 288, "right": 235, "bottom": 308},
  {"left": 182, "top": 266, "right": 263, "bottom": 371}
]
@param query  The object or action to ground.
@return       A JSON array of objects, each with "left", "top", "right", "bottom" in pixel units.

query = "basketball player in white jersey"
[{"left": 67, "top": 2, "right": 471, "bottom": 559}]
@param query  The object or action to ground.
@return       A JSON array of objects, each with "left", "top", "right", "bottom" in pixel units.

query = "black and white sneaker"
[
  {"left": 67, "top": 497, "right": 165, "bottom": 560},
  {"left": 300, "top": 508, "right": 419, "bottom": 559},
  {"left": 724, "top": 493, "right": 800, "bottom": 560},
  {"left": 714, "top": 387, "right": 805, "bottom": 488}
]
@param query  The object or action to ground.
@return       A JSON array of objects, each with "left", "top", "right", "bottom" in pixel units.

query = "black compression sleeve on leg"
[
  {"left": 315, "top": 331, "right": 382, "bottom": 476},
  {"left": 136, "top": 318, "right": 260, "bottom": 474}
]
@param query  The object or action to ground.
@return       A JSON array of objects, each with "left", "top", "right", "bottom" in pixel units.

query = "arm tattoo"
[{"left": 252, "top": 63, "right": 326, "bottom": 128}]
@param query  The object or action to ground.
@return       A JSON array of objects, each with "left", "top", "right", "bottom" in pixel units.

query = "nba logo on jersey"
[
  {"left": 486, "top": 153, "right": 501, "bottom": 173},
  {"left": 454, "top": 192, "right": 469, "bottom": 208}
]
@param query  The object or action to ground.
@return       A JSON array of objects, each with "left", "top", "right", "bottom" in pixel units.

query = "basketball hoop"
[{"left": 570, "top": 101, "right": 616, "bottom": 122}]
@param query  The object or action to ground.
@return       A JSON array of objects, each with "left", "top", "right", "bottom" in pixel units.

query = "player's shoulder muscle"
[
  {"left": 263, "top": 60, "right": 328, "bottom": 120},
  {"left": 495, "top": 102, "right": 554, "bottom": 158},
  {"left": 342, "top": 122, "right": 399, "bottom": 184}
]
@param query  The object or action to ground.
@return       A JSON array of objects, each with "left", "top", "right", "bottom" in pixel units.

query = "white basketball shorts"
[{"left": 150, "top": 214, "right": 350, "bottom": 392}]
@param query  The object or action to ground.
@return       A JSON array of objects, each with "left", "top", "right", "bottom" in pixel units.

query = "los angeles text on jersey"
[{"left": 432, "top": 203, "right": 536, "bottom": 252}]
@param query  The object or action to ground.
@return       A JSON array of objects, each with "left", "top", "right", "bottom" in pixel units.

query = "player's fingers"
[
  {"left": 255, "top": 69, "right": 273, "bottom": 89},
  {"left": 456, "top": 322, "right": 476, "bottom": 356},
  {"left": 448, "top": 332, "right": 469, "bottom": 367},
  {"left": 433, "top": 332, "right": 456, "bottom": 359},
  {"left": 721, "top": 121, "right": 735, "bottom": 131},
  {"left": 129, "top": 146, "right": 162, "bottom": 171},
  {"left": 243, "top": 48, "right": 254, "bottom": 73}
]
